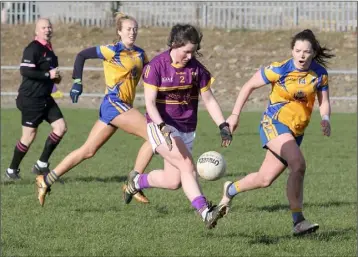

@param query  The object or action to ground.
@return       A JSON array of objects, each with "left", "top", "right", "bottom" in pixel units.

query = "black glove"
[
  {"left": 158, "top": 122, "right": 173, "bottom": 151},
  {"left": 219, "top": 122, "right": 232, "bottom": 147}
]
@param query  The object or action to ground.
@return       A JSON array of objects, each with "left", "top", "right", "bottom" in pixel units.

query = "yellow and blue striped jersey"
[
  {"left": 261, "top": 58, "right": 329, "bottom": 135},
  {"left": 96, "top": 42, "right": 148, "bottom": 104}
]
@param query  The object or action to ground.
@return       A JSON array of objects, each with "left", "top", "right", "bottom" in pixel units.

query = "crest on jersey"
[
  {"left": 293, "top": 90, "right": 307, "bottom": 102},
  {"left": 191, "top": 71, "right": 198, "bottom": 87},
  {"left": 298, "top": 78, "right": 306, "bottom": 84}
]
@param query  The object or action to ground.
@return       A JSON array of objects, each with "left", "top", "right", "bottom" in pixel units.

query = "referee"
[{"left": 5, "top": 18, "right": 67, "bottom": 179}]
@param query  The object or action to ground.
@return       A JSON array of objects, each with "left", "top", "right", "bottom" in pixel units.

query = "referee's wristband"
[{"left": 322, "top": 115, "right": 330, "bottom": 121}]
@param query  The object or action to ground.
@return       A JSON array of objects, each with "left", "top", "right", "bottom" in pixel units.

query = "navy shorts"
[
  {"left": 259, "top": 115, "right": 303, "bottom": 148},
  {"left": 99, "top": 95, "right": 132, "bottom": 124}
]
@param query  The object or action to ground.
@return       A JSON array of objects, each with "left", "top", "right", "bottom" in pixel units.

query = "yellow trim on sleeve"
[
  {"left": 143, "top": 82, "right": 159, "bottom": 91},
  {"left": 200, "top": 77, "right": 215, "bottom": 93}
]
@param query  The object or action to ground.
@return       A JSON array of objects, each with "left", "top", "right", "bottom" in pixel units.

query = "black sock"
[
  {"left": 9, "top": 141, "right": 29, "bottom": 170},
  {"left": 39, "top": 132, "right": 62, "bottom": 163}
]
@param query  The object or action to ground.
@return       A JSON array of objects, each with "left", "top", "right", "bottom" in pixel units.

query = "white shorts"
[{"left": 147, "top": 122, "right": 196, "bottom": 154}]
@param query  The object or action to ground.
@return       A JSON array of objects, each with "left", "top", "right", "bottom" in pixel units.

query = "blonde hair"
[{"left": 114, "top": 12, "right": 137, "bottom": 41}]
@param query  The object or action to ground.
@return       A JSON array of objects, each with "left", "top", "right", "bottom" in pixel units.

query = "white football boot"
[{"left": 293, "top": 219, "right": 319, "bottom": 236}]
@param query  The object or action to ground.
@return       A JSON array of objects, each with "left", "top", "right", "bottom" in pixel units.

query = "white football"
[{"left": 196, "top": 151, "right": 226, "bottom": 181}]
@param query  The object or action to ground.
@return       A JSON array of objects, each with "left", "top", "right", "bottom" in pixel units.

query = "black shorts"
[{"left": 16, "top": 95, "right": 64, "bottom": 128}]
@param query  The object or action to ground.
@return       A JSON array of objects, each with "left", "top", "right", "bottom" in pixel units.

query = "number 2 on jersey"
[{"left": 180, "top": 76, "right": 185, "bottom": 83}]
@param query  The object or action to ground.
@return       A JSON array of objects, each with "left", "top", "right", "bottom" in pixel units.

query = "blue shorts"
[
  {"left": 99, "top": 95, "right": 132, "bottom": 124},
  {"left": 259, "top": 115, "right": 303, "bottom": 148}
]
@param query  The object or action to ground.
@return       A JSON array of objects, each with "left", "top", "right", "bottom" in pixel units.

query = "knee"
[
  {"left": 167, "top": 178, "right": 181, "bottom": 190},
  {"left": 21, "top": 131, "right": 37, "bottom": 146},
  {"left": 260, "top": 176, "right": 274, "bottom": 188},
  {"left": 180, "top": 161, "right": 196, "bottom": 176},
  {"left": 82, "top": 147, "right": 97, "bottom": 159},
  {"left": 253, "top": 171, "right": 275, "bottom": 188},
  {"left": 61, "top": 126, "right": 68, "bottom": 136},
  {"left": 289, "top": 158, "right": 306, "bottom": 175},
  {"left": 52, "top": 126, "right": 67, "bottom": 137},
  {"left": 55, "top": 125, "right": 67, "bottom": 137},
  {"left": 52, "top": 121, "right": 67, "bottom": 137}
]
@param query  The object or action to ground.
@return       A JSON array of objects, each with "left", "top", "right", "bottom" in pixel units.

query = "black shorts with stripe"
[{"left": 16, "top": 95, "right": 64, "bottom": 128}]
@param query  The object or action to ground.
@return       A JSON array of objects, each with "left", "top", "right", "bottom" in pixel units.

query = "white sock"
[
  {"left": 201, "top": 207, "right": 209, "bottom": 220},
  {"left": 7, "top": 168, "right": 15, "bottom": 174},
  {"left": 133, "top": 174, "right": 140, "bottom": 190},
  {"left": 37, "top": 160, "right": 48, "bottom": 168}
]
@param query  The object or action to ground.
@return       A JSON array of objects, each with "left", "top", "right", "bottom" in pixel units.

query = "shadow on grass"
[
  {"left": 154, "top": 204, "right": 170, "bottom": 216},
  {"left": 206, "top": 227, "right": 355, "bottom": 244},
  {"left": 224, "top": 172, "right": 249, "bottom": 178},
  {"left": 74, "top": 206, "right": 123, "bottom": 213},
  {"left": 1, "top": 175, "right": 127, "bottom": 186},
  {"left": 71, "top": 175, "right": 127, "bottom": 183},
  {"left": 251, "top": 201, "right": 356, "bottom": 212},
  {"left": 307, "top": 227, "right": 356, "bottom": 241},
  {"left": 1, "top": 177, "right": 35, "bottom": 185}
]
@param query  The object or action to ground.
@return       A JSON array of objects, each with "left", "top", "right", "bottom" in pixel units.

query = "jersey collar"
[{"left": 35, "top": 36, "right": 53, "bottom": 51}]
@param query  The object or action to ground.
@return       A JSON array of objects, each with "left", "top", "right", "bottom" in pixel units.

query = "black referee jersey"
[{"left": 18, "top": 40, "right": 58, "bottom": 98}]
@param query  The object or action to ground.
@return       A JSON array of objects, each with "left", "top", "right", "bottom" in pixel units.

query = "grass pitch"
[{"left": 1, "top": 108, "right": 356, "bottom": 256}]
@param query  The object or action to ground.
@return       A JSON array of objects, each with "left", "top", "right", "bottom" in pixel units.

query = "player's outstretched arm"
[
  {"left": 227, "top": 69, "right": 267, "bottom": 133},
  {"left": 70, "top": 47, "right": 99, "bottom": 103}
]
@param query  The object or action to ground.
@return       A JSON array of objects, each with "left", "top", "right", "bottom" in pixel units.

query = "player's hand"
[
  {"left": 49, "top": 67, "right": 59, "bottom": 79},
  {"left": 70, "top": 79, "right": 83, "bottom": 103},
  {"left": 226, "top": 114, "right": 240, "bottom": 133},
  {"left": 158, "top": 122, "right": 172, "bottom": 151},
  {"left": 320, "top": 120, "right": 331, "bottom": 137},
  {"left": 219, "top": 122, "right": 232, "bottom": 147}
]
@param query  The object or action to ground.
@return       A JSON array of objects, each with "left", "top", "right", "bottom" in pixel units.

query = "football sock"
[
  {"left": 9, "top": 141, "right": 29, "bottom": 170},
  {"left": 133, "top": 173, "right": 140, "bottom": 189},
  {"left": 39, "top": 132, "right": 62, "bottom": 163},
  {"left": 191, "top": 195, "right": 209, "bottom": 219},
  {"left": 137, "top": 174, "right": 150, "bottom": 190},
  {"left": 291, "top": 208, "right": 305, "bottom": 225},
  {"left": 227, "top": 181, "right": 241, "bottom": 197},
  {"left": 44, "top": 170, "right": 59, "bottom": 186},
  {"left": 36, "top": 160, "right": 48, "bottom": 168}
]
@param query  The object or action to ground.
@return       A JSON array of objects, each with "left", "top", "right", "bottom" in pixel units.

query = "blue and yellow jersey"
[
  {"left": 260, "top": 58, "right": 328, "bottom": 136},
  {"left": 96, "top": 42, "right": 148, "bottom": 104}
]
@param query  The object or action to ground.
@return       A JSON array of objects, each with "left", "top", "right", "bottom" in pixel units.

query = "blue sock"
[
  {"left": 227, "top": 181, "right": 240, "bottom": 198},
  {"left": 291, "top": 208, "right": 305, "bottom": 225}
]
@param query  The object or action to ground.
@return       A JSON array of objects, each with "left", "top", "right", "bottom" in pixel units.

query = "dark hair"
[
  {"left": 167, "top": 24, "right": 203, "bottom": 56},
  {"left": 291, "top": 29, "right": 335, "bottom": 67}
]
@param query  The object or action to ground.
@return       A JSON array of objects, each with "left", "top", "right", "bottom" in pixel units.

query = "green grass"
[{"left": 1, "top": 109, "right": 356, "bottom": 256}]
